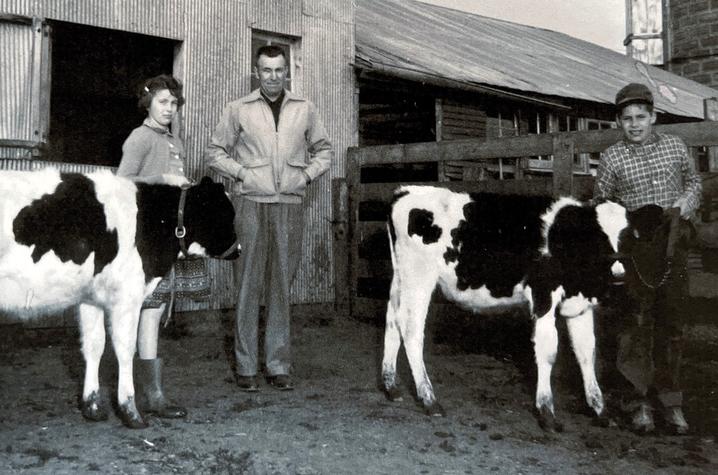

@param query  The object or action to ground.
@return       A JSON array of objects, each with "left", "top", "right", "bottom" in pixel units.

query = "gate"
[{"left": 334, "top": 120, "right": 718, "bottom": 321}]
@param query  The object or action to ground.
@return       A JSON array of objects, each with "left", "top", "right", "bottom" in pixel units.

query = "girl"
[{"left": 117, "top": 74, "right": 188, "bottom": 419}]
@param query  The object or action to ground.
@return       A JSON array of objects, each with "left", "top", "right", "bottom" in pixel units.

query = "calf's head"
[
  {"left": 183, "top": 177, "right": 240, "bottom": 260},
  {"left": 618, "top": 204, "right": 680, "bottom": 290},
  {"left": 594, "top": 200, "right": 628, "bottom": 280}
]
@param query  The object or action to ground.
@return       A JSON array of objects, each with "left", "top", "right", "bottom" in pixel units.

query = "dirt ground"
[{"left": 1, "top": 303, "right": 718, "bottom": 475}]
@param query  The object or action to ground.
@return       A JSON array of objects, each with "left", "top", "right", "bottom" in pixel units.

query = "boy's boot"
[{"left": 663, "top": 406, "right": 689, "bottom": 435}]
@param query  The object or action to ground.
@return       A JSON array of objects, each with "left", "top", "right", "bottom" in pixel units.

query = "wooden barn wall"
[
  {"left": 439, "top": 98, "right": 489, "bottom": 181},
  {"left": 0, "top": 0, "right": 355, "bottom": 308}
]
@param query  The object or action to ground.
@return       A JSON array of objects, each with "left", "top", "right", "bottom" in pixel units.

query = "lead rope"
[
  {"left": 630, "top": 255, "right": 672, "bottom": 290},
  {"left": 163, "top": 185, "right": 191, "bottom": 328},
  {"left": 163, "top": 264, "right": 177, "bottom": 328},
  {"left": 630, "top": 207, "right": 682, "bottom": 291}
]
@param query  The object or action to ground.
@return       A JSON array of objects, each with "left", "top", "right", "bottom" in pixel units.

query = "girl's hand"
[{"left": 161, "top": 174, "right": 190, "bottom": 186}]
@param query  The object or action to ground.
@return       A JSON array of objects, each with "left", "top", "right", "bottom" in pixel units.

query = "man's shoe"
[
  {"left": 267, "top": 374, "right": 294, "bottom": 391},
  {"left": 631, "top": 403, "right": 655, "bottom": 434},
  {"left": 663, "top": 407, "right": 689, "bottom": 435},
  {"left": 236, "top": 375, "right": 259, "bottom": 392}
]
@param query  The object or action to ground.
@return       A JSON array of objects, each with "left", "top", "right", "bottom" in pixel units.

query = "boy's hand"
[{"left": 672, "top": 197, "right": 690, "bottom": 219}]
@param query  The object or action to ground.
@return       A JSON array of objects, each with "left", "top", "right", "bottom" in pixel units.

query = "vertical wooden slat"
[
  {"left": 435, "top": 98, "right": 447, "bottom": 181},
  {"left": 552, "top": 133, "right": 574, "bottom": 197},
  {"left": 37, "top": 19, "right": 50, "bottom": 147},
  {"left": 705, "top": 98, "right": 718, "bottom": 171},
  {"left": 332, "top": 177, "right": 349, "bottom": 315},
  {"left": 29, "top": 18, "right": 42, "bottom": 144},
  {"left": 346, "top": 146, "right": 361, "bottom": 319},
  {"left": 702, "top": 97, "right": 718, "bottom": 222}
]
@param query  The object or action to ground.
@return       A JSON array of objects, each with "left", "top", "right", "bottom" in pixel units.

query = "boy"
[{"left": 594, "top": 82, "right": 702, "bottom": 434}]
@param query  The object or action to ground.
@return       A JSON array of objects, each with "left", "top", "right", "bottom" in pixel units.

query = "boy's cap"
[{"left": 615, "top": 83, "right": 654, "bottom": 107}]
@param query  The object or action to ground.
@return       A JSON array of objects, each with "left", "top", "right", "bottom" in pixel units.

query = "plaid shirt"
[{"left": 594, "top": 132, "right": 702, "bottom": 215}]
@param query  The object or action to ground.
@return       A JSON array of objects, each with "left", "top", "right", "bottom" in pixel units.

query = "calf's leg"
[
  {"left": 397, "top": 267, "right": 443, "bottom": 416},
  {"left": 78, "top": 303, "right": 108, "bottom": 422},
  {"left": 564, "top": 303, "right": 605, "bottom": 420},
  {"left": 382, "top": 274, "right": 403, "bottom": 401},
  {"left": 109, "top": 303, "right": 147, "bottom": 429},
  {"left": 532, "top": 286, "right": 564, "bottom": 431}
]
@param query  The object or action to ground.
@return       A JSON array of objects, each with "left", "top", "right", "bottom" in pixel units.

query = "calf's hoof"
[
  {"left": 118, "top": 398, "right": 149, "bottom": 429},
  {"left": 423, "top": 402, "right": 445, "bottom": 417},
  {"left": 537, "top": 406, "right": 563, "bottom": 433},
  {"left": 384, "top": 385, "right": 403, "bottom": 402},
  {"left": 591, "top": 413, "right": 613, "bottom": 428},
  {"left": 80, "top": 391, "right": 108, "bottom": 422}
]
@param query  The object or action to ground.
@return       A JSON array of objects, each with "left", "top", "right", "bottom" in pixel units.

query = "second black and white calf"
[{"left": 383, "top": 185, "right": 630, "bottom": 430}]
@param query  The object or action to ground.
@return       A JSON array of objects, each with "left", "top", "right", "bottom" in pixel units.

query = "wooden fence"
[{"left": 334, "top": 121, "right": 718, "bottom": 321}]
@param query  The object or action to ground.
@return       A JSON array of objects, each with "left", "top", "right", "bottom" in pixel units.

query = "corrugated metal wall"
[
  {"left": 247, "top": 0, "right": 355, "bottom": 303},
  {"left": 0, "top": 0, "right": 185, "bottom": 38},
  {"left": 0, "top": 158, "right": 115, "bottom": 173},
  {"left": 0, "top": 0, "right": 356, "bottom": 307}
]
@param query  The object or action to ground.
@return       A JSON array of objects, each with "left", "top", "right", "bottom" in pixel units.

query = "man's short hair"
[
  {"left": 256, "top": 45, "right": 286, "bottom": 63},
  {"left": 615, "top": 83, "right": 654, "bottom": 113}
]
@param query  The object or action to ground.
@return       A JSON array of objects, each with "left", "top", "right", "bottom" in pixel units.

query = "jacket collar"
[
  {"left": 241, "top": 88, "right": 305, "bottom": 104},
  {"left": 622, "top": 132, "right": 660, "bottom": 149},
  {"left": 142, "top": 117, "right": 173, "bottom": 135}
]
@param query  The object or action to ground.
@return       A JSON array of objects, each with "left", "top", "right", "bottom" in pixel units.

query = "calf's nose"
[{"left": 611, "top": 260, "right": 625, "bottom": 279}]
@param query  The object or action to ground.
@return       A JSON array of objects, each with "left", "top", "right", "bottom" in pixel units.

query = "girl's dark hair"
[{"left": 137, "top": 74, "right": 185, "bottom": 110}]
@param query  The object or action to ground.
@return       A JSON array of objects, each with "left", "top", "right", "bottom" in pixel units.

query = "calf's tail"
[
  {"left": 387, "top": 220, "right": 397, "bottom": 271},
  {"left": 386, "top": 219, "right": 401, "bottom": 311}
]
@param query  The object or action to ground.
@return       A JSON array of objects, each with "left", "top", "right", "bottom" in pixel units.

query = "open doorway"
[{"left": 48, "top": 21, "right": 179, "bottom": 167}]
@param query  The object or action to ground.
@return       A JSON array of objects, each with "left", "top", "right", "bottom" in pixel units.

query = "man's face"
[
  {"left": 616, "top": 103, "right": 656, "bottom": 145},
  {"left": 255, "top": 54, "right": 287, "bottom": 99}
]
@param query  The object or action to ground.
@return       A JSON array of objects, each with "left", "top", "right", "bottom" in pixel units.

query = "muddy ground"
[{"left": 1, "top": 302, "right": 717, "bottom": 475}]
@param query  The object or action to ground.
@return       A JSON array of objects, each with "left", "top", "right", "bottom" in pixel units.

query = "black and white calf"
[
  {"left": 0, "top": 169, "right": 239, "bottom": 428},
  {"left": 383, "top": 185, "right": 630, "bottom": 431}
]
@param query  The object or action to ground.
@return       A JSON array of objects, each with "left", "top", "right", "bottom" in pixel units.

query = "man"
[
  {"left": 594, "top": 82, "right": 701, "bottom": 435},
  {"left": 206, "top": 45, "right": 333, "bottom": 391}
]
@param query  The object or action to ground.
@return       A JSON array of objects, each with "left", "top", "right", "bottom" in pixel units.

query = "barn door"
[{"left": 0, "top": 15, "right": 51, "bottom": 161}]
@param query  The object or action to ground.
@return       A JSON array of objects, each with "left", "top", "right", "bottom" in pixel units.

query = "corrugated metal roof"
[{"left": 356, "top": 0, "right": 718, "bottom": 119}]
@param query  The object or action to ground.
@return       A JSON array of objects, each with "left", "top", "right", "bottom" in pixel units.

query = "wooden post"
[
  {"left": 332, "top": 178, "right": 349, "bottom": 316},
  {"left": 435, "top": 98, "right": 447, "bottom": 181},
  {"left": 705, "top": 98, "right": 718, "bottom": 171},
  {"left": 345, "top": 147, "right": 362, "bottom": 319},
  {"left": 702, "top": 98, "right": 718, "bottom": 222},
  {"left": 552, "top": 134, "right": 574, "bottom": 197}
]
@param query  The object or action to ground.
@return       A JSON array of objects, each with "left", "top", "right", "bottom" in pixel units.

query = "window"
[
  {"left": 583, "top": 118, "right": 616, "bottom": 174},
  {"left": 48, "top": 21, "right": 177, "bottom": 166},
  {"left": 251, "top": 31, "right": 300, "bottom": 93},
  {"left": 626, "top": 0, "right": 664, "bottom": 65}
]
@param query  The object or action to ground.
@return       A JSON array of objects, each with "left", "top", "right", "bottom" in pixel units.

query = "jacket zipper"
[
  {"left": 275, "top": 130, "right": 280, "bottom": 189},
  {"left": 275, "top": 100, "right": 284, "bottom": 189}
]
